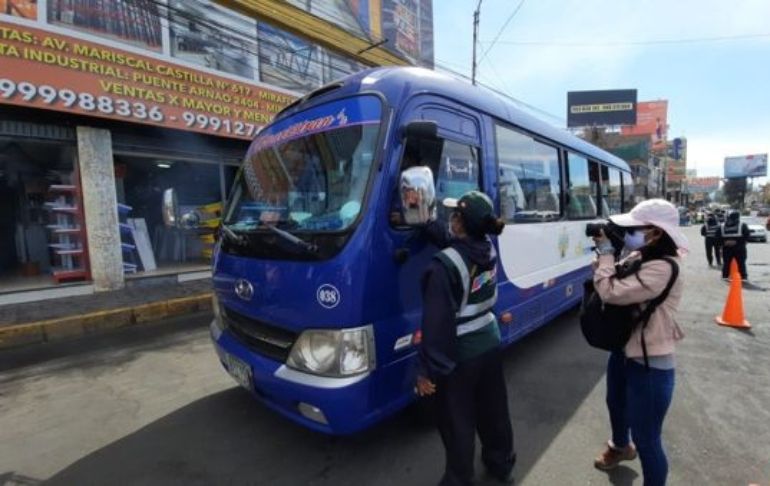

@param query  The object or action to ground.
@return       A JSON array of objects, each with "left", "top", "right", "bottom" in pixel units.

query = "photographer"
[{"left": 590, "top": 199, "right": 687, "bottom": 486}]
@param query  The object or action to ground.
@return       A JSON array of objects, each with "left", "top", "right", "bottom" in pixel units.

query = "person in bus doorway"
[
  {"left": 591, "top": 199, "right": 687, "bottom": 486},
  {"left": 716, "top": 210, "right": 750, "bottom": 281},
  {"left": 700, "top": 213, "right": 722, "bottom": 267},
  {"left": 415, "top": 191, "right": 515, "bottom": 486}
]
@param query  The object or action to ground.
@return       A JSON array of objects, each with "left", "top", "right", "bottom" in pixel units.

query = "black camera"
[
  {"left": 585, "top": 222, "right": 608, "bottom": 238},
  {"left": 585, "top": 221, "right": 626, "bottom": 254}
]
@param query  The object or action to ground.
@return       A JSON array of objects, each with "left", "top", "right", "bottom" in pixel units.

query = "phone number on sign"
[{"left": 0, "top": 79, "right": 260, "bottom": 138}]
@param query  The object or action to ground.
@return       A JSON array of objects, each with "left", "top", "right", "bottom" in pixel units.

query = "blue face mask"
[{"left": 624, "top": 231, "right": 647, "bottom": 250}]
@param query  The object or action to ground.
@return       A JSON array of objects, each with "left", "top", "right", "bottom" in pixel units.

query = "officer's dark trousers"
[
  {"left": 435, "top": 348, "right": 515, "bottom": 486},
  {"left": 722, "top": 245, "right": 748, "bottom": 279},
  {"left": 705, "top": 237, "right": 722, "bottom": 266}
]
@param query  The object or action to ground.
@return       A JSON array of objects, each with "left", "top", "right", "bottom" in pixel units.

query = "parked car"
[{"left": 747, "top": 219, "right": 768, "bottom": 243}]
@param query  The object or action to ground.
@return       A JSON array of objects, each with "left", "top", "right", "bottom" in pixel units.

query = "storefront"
[
  {"left": 0, "top": 105, "right": 247, "bottom": 298},
  {"left": 0, "top": 0, "right": 433, "bottom": 302}
]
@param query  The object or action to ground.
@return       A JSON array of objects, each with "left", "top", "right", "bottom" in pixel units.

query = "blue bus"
[{"left": 190, "top": 67, "right": 633, "bottom": 434}]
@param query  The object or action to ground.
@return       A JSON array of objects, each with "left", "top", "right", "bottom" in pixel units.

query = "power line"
[
  {"left": 482, "top": 32, "right": 770, "bottom": 47},
  {"left": 478, "top": 0, "right": 526, "bottom": 63},
  {"left": 433, "top": 61, "right": 566, "bottom": 127}
]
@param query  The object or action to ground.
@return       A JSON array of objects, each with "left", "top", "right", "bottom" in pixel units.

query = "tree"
[{"left": 723, "top": 177, "right": 747, "bottom": 208}]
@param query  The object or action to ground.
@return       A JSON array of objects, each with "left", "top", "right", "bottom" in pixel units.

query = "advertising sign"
[
  {"left": 286, "top": 0, "right": 434, "bottom": 68},
  {"left": 688, "top": 177, "right": 721, "bottom": 193},
  {"left": 724, "top": 153, "right": 768, "bottom": 178},
  {"left": 0, "top": 18, "right": 296, "bottom": 140},
  {"left": 621, "top": 100, "right": 668, "bottom": 150},
  {"left": 382, "top": 0, "right": 434, "bottom": 67},
  {"left": 566, "top": 89, "right": 637, "bottom": 127}
]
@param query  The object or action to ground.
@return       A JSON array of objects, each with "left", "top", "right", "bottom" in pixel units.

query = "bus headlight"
[{"left": 287, "top": 325, "right": 375, "bottom": 377}]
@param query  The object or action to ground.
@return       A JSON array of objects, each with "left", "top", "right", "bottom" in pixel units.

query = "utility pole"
[{"left": 472, "top": 0, "right": 482, "bottom": 85}]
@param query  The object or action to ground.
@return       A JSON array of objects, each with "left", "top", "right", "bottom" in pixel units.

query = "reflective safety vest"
[
  {"left": 705, "top": 221, "right": 718, "bottom": 237},
  {"left": 436, "top": 246, "right": 498, "bottom": 337},
  {"left": 722, "top": 221, "right": 742, "bottom": 238}
]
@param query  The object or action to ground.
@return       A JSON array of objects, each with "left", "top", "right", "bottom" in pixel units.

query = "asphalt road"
[{"left": 1, "top": 226, "right": 768, "bottom": 486}]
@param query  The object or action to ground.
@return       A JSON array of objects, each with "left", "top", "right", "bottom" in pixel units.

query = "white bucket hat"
[{"left": 609, "top": 199, "right": 689, "bottom": 252}]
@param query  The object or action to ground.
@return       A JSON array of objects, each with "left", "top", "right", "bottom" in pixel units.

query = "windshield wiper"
[
  {"left": 221, "top": 224, "right": 247, "bottom": 246},
  {"left": 267, "top": 224, "right": 319, "bottom": 255}
]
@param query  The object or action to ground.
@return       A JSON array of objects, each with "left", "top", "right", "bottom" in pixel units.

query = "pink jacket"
[{"left": 593, "top": 253, "right": 684, "bottom": 358}]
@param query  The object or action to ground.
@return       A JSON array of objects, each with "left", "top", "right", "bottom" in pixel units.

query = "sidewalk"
[{"left": 0, "top": 279, "right": 213, "bottom": 349}]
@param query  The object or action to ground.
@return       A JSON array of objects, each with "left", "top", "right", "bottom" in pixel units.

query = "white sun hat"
[{"left": 609, "top": 198, "right": 689, "bottom": 252}]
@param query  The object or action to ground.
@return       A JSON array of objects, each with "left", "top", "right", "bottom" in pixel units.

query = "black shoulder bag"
[{"left": 580, "top": 257, "right": 679, "bottom": 368}]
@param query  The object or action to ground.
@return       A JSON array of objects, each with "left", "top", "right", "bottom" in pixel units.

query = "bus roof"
[{"left": 277, "top": 67, "right": 631, "bottom": 172}]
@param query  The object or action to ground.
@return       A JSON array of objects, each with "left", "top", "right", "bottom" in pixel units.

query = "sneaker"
[{"left": 594, "top": 441, "right": 637, "bottom": 470}]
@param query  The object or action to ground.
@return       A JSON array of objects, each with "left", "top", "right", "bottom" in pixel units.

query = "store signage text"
[{"left": 0, "top": 21, "right": 296, "bottom": 139}]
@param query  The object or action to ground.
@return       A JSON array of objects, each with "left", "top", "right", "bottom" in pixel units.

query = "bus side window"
[
  {"left": 496, "top": 124, "right": 561, "bottom": 223},
  {"left": 621, "top": 171, "right": 635, "bottom": 212},
  {"left": 390, "top": 138, "right": 478, "bottom": 226},
  {"left": 601, "top": 165, "right": 623, "bottom": 215},
  {"left": 566, "top": 152, "right": 598, "bottom": 220},
  {"left": 434, "top": 140, "right": 480, "bottom": 221}
]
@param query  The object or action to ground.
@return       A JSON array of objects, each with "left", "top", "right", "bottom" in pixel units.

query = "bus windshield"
[{"left": 225, "top": 96, "right": 382, "bottom": 233}]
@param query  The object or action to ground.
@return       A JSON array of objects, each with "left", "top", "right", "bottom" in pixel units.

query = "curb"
[{"left": 0, "top": 293, "right": 213, "bottom": 350}]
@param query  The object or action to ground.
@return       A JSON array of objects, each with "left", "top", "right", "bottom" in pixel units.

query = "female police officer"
[{"left": 415, "top": 190, "right": 515, "bottom": 486}]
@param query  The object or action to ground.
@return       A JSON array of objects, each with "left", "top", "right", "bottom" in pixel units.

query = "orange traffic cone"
[{"left": 715, "top": 259, "right": 751, "bottom": 328}]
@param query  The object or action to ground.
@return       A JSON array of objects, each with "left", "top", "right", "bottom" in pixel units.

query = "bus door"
[{"left": 388, "top": 98, "right": 484, "bottom": 328}]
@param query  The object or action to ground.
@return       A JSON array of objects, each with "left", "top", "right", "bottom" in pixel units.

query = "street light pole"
[{"left": 472, "top": 0, "right": 482, "bottom": 85}]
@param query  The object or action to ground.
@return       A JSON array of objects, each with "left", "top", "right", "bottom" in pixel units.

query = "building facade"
[{"left": 0, "top": 0, "right": 433, "bottom": 303}]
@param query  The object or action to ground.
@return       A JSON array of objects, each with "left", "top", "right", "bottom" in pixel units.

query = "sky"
[{"left": 432, "top": 0, "right": 770, "bottom": 183}]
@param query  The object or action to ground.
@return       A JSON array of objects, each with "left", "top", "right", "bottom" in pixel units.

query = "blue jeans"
[{"left": 606, "top": 351, "right": 675, "bottom": 486}]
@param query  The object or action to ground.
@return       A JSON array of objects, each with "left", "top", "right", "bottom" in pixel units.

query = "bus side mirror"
[
  {"left": 162, "top": 188, "right": 179, "bottom": 228},
  {"left": 400, "top": 166, "right": 436, "bottom": 225},
  {"left": 403, "top": 120, "right": 438, "bottom": 141}
]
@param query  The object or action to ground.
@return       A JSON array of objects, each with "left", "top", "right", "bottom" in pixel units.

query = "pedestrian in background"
[
  {"left": 716, "top": 210, "right": 750, "bottom": 281},
  {"left": 700, "top": 213, "right": 722, "bottom": 267},
  {"left": 416, "top": 191, "right": 515, "bottom": 486},
  {"left": 591, "top": 199, "right": 687, "bottom": 486}
]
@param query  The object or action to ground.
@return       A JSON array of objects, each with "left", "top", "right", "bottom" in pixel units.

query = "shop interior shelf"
[
  {"left": 119, "top": 222, "right": 133, "bottom": 232},
  {"left": 55, "top": 249, "right": 85, "bottom": 255},
  {"left": 48, "top": 242, "right": 79, "bottom": 249},
  {"left": 52, "top": 268, "right": 88, "bottom": 282},
  {"left": 121, "top": 242, "right": 136, "bottom": 251},
  {"left": 46, "top": 224, "right": 81, "bottom": 233},
  {"left": 118, "top": 203, "right": 133, "bottom": 214},
  {"left": 44, "top": 203, "right": 79, "bottom": 213},
  {"left": 49, "top": 184, "right": 77, "bottom": 192}
]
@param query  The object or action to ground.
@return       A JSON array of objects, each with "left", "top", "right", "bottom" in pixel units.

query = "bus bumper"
[{"left": 209, "top": 320, "right": 399, "bottom": 435}]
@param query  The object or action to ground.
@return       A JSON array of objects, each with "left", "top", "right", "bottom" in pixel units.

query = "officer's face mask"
[{"left": 623, "top": 228, "right": 649, "bottom": 250}]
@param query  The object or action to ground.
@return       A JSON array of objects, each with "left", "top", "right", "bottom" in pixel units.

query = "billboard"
[
  {"left": 688, "top": 177, "right": 721, "bottom": 193},
  {"left": 0, "top": 13, "right": 297, "bottom": 140},
  {"left": 621, "top": 100, "right": 668, "bottom": 150},
  {"left": 167, "top": 0, "right": 259, "bottom": 80},
  {"left": 665, "top": 138, "right": 687, "bottom": 183},
  {"left": 724, "top": 154, "right": 768, "bottom": 178},
  {"left": 566, "top": 89, "right": 637, "bottom": 127},
  {"left": 382, "top": 0, "right": 434, "bottom": 67},
  {"left": 286, "top": 0, "right": 434, "bottom": 68}
]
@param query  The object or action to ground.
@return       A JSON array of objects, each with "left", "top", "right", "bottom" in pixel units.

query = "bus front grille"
[{"left": 222, "top": 306, "right": 297, "bottom": 363}]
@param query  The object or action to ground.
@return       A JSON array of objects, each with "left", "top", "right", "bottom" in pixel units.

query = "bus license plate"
[{"left": 224, "top": 352, "right": 253, "bottom": 391}]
